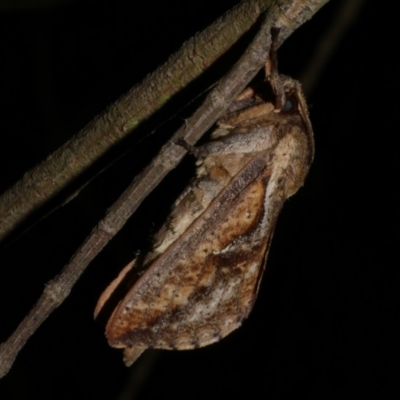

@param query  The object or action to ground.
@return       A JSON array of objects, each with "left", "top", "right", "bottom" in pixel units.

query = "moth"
[{"left": 95, "top": 69, "right": 314, "bottom": 366}]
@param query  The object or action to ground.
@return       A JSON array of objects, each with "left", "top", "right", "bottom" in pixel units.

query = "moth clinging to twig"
[{"left": 95, "top": 40, "right": 314, "bottom": 366}]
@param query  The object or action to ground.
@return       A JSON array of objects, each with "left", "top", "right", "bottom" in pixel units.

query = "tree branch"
[
  {"left": 0, "top": 0, "right": 272, "bottom": 242},
  {"left": 0, "top": 0, "right": 329, "bottom": 379}
]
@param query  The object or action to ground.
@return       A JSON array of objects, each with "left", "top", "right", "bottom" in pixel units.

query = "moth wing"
[
  {"left": 94, "top": 259, "right": 136, "bottom": 318},
  {"left": 105, "top": 155, "right": 285, "bottom": 354}
]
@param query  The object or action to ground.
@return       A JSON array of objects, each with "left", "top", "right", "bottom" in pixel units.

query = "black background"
[{"left": 0, "top": 0, "right": 399, "bottom": 398}]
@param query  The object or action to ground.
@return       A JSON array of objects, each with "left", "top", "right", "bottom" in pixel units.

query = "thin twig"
[
  {"left": 300, "top": 0, "right": 366, "bottom": 94},
  {"left": 0, "top": 0, "right": 329, "bottom": 379},
  {"left": 0, "top": 0, "right": 272, "bottom": 242}
]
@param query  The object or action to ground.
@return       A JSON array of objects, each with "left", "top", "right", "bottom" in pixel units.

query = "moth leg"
[
  {"left": 265, "top": 27, "right": 285, "bottom": 111},
  {"left": 176, "top": 137, "right": 226, "bottom": 160},
  {"left": 175, "top": 138, "right": 202, "bottom": 157},
  {"left": 224, "top": 87, "right": 260, "bottom": 115}
]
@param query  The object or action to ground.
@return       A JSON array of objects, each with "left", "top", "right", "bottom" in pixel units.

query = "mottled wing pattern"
[
  {"left": 109, "top": 140, "right": 308, "bottom": 361},
  {"left": 106, "top": 158, "right": 272, "bottom": 350},
  {"left": 96, "top": 76, "right": 313, "bottom": 366}
]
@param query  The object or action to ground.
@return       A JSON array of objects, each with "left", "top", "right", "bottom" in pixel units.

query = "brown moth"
[{"left": 95, "top": 71, "right": 314, "bottom": 366}]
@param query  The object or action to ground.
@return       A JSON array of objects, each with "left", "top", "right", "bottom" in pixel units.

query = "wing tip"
[{"left": 123, "top": 346, "right": 146, "bottom": 366}]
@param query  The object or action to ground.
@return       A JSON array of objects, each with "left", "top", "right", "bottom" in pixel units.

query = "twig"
[
  {"left": 0, "top": 0, "right": 330, "bottom": 379},
  {"left": 0, "top": 0, "right": 271, "bottom": 242},
  {"left": 300, "top": 0, "right": 366, "bottom": 94}
]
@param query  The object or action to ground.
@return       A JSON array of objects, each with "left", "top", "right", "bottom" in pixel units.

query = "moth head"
[
  {"left": 280, "top": 77, "right": 301, "bottom": 110},
  {"left": 280, "top": 75, "right": 315, "bottom": 161},
  {"left": 280, "top": 94, "right": 298, "bottom": 114}
]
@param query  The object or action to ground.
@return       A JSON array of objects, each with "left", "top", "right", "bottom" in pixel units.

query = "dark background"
[{"left": 0, "top": 0, "right": 399, "bottom": 398}]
